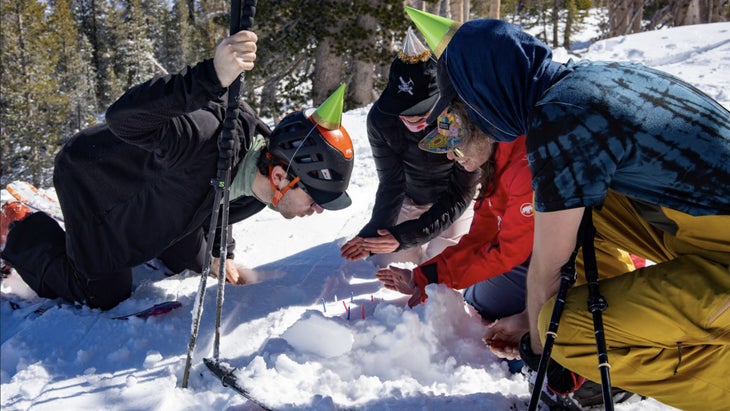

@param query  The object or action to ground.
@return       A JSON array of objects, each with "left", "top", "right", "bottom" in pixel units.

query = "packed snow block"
[{"left": 281, "top": 311, "right": 354, "bottom": 358}]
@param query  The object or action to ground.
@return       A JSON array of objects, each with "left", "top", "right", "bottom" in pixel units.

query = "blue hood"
[{"left": 443, "top": 19, "right": 564, "bottom": 142}]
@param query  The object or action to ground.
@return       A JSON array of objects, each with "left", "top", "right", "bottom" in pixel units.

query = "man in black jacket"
[
  {"left": 1, "top": 30, "right": 354, "bottom": 310},
  {"left": 340, "top": 29, "right": 477, "bottom": 267}
]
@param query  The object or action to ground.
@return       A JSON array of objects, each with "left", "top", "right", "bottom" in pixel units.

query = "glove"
[{"left": 519, "top": 333, "right": 586, "bottom": 395}]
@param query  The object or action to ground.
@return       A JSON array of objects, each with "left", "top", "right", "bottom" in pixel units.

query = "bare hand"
[
  {"left": 340, "top": 237, "right": 370, "bottom": 260},
  {"left": 407, "top": 286, "right": 423, "bottom": 308},
  {"left": 482, "top": 311, "right": 530, "bottom": 360},
  {"left": 212, "top": 257, "right": 247, "bottom": 285},
  {"left": 362, "top": 229, "right": 400, "bottom": 254},
  {"left": 214, "top": 30, "right": 258, "bottom": 88},
  {"left": 375, "top": 266, "right": 416, "bottom": 295}
]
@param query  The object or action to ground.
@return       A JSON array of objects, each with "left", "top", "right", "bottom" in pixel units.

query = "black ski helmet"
[{"left": 268, "top": 109, "right": 354, "bottom": 210}]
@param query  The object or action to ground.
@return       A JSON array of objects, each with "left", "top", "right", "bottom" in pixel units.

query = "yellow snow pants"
[{"left": 538, "top": 191, "right": 730, "bottom": 411}]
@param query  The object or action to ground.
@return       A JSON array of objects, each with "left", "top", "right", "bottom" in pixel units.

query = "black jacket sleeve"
[
  {"left": 358, "top": 105, "right": 479, "bottom": 250},
  {"left": 357, "top": 108, "right": 407, "bottom": 238},
  {"left": 389, "top": 162, "right": 479, "bottom": 250},
  {"left": 105, "top": 59, "right": 228, "bottom": 167},
  {"left": 106, "top": 58, "right": 271, "bottom": 262}
]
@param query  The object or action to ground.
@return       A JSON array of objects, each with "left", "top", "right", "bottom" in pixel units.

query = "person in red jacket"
[{"left": 376, "top": 101, "right": 533, "bottom": 324}]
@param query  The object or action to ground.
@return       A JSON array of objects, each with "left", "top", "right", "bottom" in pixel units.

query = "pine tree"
[
  {"left": 113, "top": 0, "right": 159, "bottom": 91},
  {"left": 193, "top": 0, "right": 228, "bottom": 62},
  {"left": 74, "top": 0, "right": 117, "bottom": 109},
  {"left": 141, "top": 0, "right": 169, "bottom": 74},
  {"left": 246, "top": 0, "right": 412, "bottom": 118},
  {"left": 158, "top": 0, "right": 189, "bottom": 73},
  {"left": 1, "top": 0, "right": 67, "bottom": 186},
  {"left": 247, "top": 0, "right": 322, "bottom": 119},
  {"left": 48, "top": 0, "right": 98, "bottom": 136}
]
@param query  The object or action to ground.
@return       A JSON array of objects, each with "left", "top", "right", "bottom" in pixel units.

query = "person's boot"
[
  {"left": 525, "top": 367, "right": 583, "bottom": 411},
  {"left": 571, "top": 379, "right": 643, "bottom": 408}
]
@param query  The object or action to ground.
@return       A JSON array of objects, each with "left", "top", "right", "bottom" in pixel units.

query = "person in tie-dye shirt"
[{"left": 408, "top": 8, "right": 730, "bottom": 411}]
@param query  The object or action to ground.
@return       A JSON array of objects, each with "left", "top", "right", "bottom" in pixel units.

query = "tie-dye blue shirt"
[
  {"left": 440, "top": 19, "right": 730, "bottom": 217},
  {"left": 528, "top": 60, "right": 730, "bottom": 216}
]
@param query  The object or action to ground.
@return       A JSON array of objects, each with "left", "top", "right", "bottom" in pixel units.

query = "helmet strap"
[{"left": 269, "top": 165, "right": 301, "bottom": 207}]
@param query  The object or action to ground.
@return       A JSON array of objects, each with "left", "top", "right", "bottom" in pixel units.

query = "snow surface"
[{"left": 2, "top": 20, "right": 729, "bottom": 411}]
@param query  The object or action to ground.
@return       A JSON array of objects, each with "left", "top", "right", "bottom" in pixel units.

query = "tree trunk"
[
  {"left": 348, "top": 5, "right": 377, "bottom": 109},
  {"left": 551, "top": 0, "right": 559, "bottom": 47},
  {"left": 260, "top": 80, "right": 279, "bottom": 122},
  {"left": 709, "top": 0, "right": 729, "bottom": 22},
  {"left": 632, "top": 0, "right": 644, "bottom": 32},
  {"left": 564, "top": 0, "right": 577, "bottom": 49},
  {"left": 450, "top": 0, "right": 464, "bottom": 21},
  {"left": 487, "top": 0, "right": 500, "bottom": 19},
  {"left": 674, "top": 0, "right": 729, "bottom": 24},
  {"left": 609, "top": 0, "right": 643, "bottom": 36},
  {"left": 312, "top": 37, "right": 345, "bottom": 107},
  {"left": 425, "top": 0, "right": 441, "bottom": 15},
  {"left": 350, "top": 60, "right": 375, "bottom": 109}
]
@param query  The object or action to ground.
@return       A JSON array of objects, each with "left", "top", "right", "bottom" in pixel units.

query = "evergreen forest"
[{"left": 1, "top": 0, "right": 727, "bottom": 186}]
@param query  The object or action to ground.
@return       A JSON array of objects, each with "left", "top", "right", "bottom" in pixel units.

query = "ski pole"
[
  {"left": 181, "top": 0, "right": 257, "bottom": 388},
  {"left": 212, "top": 0, "right": 256, "bottom": 363},
  {"left": 581, "top": 209, "right": 615, "bottom": 410},
  {"left": 528, "top": 251, "right": 578, "bottom": 411},
  {"left": 527, "top": 207, "right": 616, "bottom": 410},
  {"left": 181, "top": 175, "right": 225, "bottom": 388}
]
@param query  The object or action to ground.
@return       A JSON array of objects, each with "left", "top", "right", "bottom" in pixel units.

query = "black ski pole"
[
  {"left": 181, "top": 0, "right": 256, "bottom": 388},
  {"left": 527, "top": 250, "right": 578, "bottom": 411},
  {"left": 527, "top": 207, "right": 615, "bottom": 410},
  {"left": 581, "top": 209, "right": 615, "bottom": 410},
  {"left": 212, "top": 0, "right": 257, "bottom": 364}
]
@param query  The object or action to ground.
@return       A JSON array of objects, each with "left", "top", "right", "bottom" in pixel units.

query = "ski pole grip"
[
  {"left": 240, "top": 0, "right": 256, "bottom": 31},
  {"left": 231, "top": 0, "right": 256, "bottom": 34},
  {"left": 216, "top": 0, "right": 257, "bottom": 176}
]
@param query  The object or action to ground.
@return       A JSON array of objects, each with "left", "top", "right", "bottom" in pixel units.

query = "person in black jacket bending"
[
  {"left": 1, "top": 30, "right": 354, "bottom": 310},
  {"left": 340, "top": 29, "right": 477, "bottom": 267}
]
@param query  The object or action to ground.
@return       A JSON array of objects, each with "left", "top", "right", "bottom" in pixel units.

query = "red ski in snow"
[
  {"left": 5, "top": 180, "right": 64, "bottom": 223},
  {"left": 112, "top": 301, "right": 183, "bottom": 320}
]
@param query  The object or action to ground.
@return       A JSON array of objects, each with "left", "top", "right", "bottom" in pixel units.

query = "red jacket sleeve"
[{"left": 413, "top": 145, "right": 534, "bottom": 294}]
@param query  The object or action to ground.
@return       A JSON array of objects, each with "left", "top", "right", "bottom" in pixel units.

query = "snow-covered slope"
[{"left": 3, "top": 20, "right": 729, "bottom": 411}]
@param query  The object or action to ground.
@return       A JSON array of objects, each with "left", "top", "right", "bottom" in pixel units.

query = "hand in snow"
[
  {"left": 361, "top": 229, "right": 400, "bottom": 254},
  {"left": 340, "top": 237, "right": 370, "bottom": 260},
  {"left": 212, "top": 258, "right": 247, "bottom": 285},
  {"left": 407, "top": 286, "right": 423, "bottom": 308},
  {"left": 214, "top": 30, "right": 258, "bottom": 88},
  {"left": 375, "top": 266, "right": 423, "bottom": 307},
  {"left": 481, "top": 311, "right": 530, "bottom": 360},
  {"left": 376, "top": 265, "right": 413, "bottom": 292}
]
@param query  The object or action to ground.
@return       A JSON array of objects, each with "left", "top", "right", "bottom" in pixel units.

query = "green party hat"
[
  {"left": 311, "top": 83, "right": 345, "bottom": 130},
  {"left": 404, "top": 7, "right": 461, "bottom": 58}
]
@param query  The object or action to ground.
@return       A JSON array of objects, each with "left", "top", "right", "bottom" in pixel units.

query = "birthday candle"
[
  {"left": 346, "top": 305, "right": 351, "bottom": 320},
  {"left": 321, "top": 298, "right": 326, "bottom": 312},
  {"left": 350, "top": 292, "right": 354, "bottom": 303},
  {"left": 361, "top": 304, "right": 365, "bottom": 320}
]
